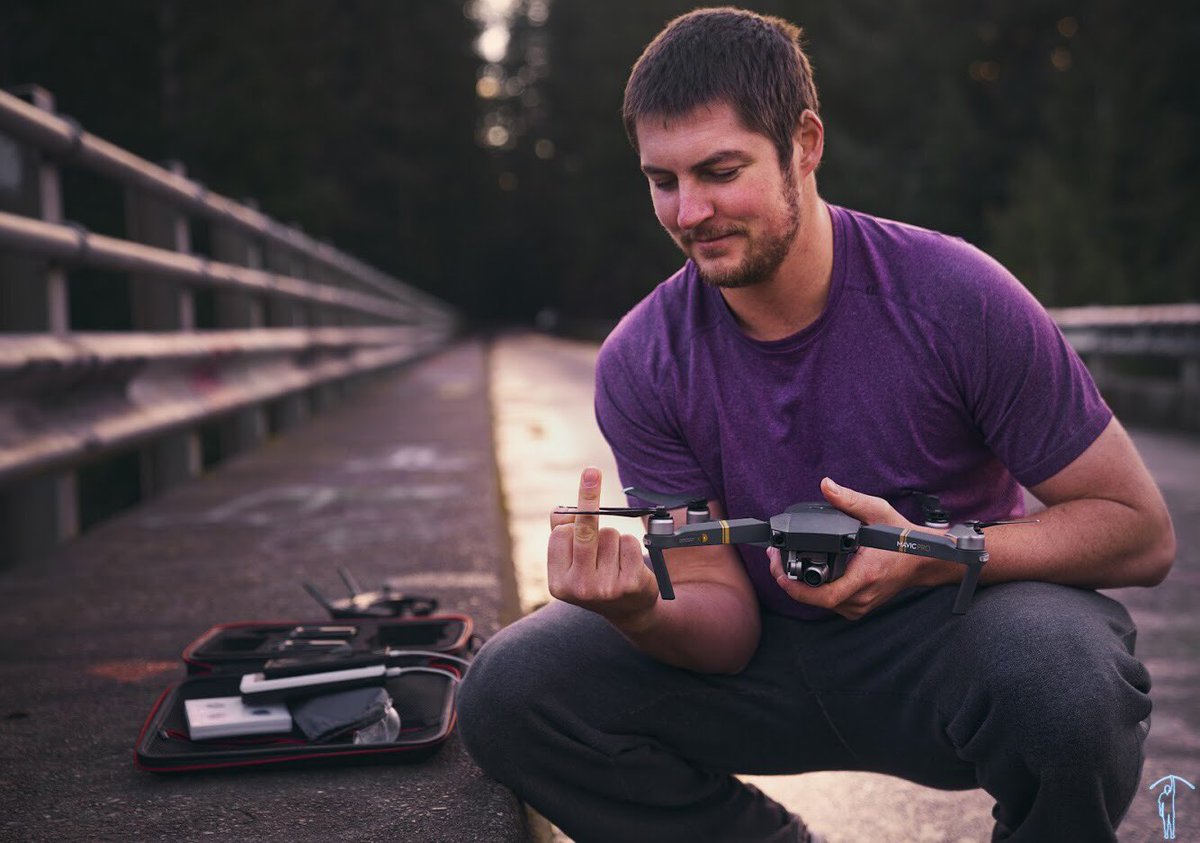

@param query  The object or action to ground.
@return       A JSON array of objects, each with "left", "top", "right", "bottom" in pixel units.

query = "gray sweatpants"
[{"left": 458, "top": 583, "right": 1151, "bottom": 842}]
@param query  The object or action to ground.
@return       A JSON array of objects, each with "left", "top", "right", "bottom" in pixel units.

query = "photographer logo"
[{"left": 1151, "top": 774, "right": 1195, "bottom": 840}]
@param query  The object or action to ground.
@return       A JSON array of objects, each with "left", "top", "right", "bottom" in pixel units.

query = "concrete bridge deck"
[
  {"left": 0, "top": 340, "right": 528, "bottom": 842},
  {"left": 1, "top": 333, "right": 1197, "bottom": 842}
]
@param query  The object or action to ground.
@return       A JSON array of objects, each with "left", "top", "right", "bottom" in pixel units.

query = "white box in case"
[{"left": 184, "top": 696, "right": 293, "bottom": 740}]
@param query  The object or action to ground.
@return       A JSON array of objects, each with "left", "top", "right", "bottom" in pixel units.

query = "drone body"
[{"left": 768, "top": 503, "right": 863, "bottom": 586}]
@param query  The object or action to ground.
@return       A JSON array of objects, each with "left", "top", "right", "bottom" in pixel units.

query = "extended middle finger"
[{"left": 572, "top": 466, "right": 603, "bottom": 567}]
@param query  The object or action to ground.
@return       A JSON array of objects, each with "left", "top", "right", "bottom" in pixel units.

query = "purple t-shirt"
[{"left": 595, "top": 204, "right": 1112, "bottom": 619}]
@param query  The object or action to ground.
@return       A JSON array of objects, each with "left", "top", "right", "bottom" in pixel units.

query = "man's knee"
[
  {"left": 458, "top": 602, "right": 616, "bottom": 776},
  {"left": 953, "top": 584, "right": 1150, "bottom": 767},
  {"left": 458, "top": 616, "right": 549, "bottom": 776}
]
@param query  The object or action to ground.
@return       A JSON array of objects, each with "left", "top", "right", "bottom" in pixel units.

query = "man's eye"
[
  {"left": 708, "top": 169, "right": 739, "bottom": 181},
  {"left": 651, "top": 178, "right": 677, "bottom": 190}
]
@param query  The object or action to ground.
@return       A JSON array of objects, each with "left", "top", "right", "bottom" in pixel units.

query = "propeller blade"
[
  {"left": 553, "top": 505, "right": 658, "bottom": 517},
  {"left": 302, "top": 581, "right": 338, "bottom": 615},
  {"left": 338, "top": 567, "right": 363, "bottom": 597},
  {"left": 971, "top": 518, "right": 1041, "bottom": 531},
  {"left": 623, "top": 486, "right": 708, "bottom": 509}
]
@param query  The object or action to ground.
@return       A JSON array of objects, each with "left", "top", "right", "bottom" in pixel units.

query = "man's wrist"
[
  {"left": 912, "top": 555, "right": 964, "bottom": 588},
  {"left": 605, "top": 601, "right": 660, "bottom": 637}
]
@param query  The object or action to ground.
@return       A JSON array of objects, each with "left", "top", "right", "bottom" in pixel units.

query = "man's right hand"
[{"left": 547, "top": 467, "right": 659, "bottom": 630}]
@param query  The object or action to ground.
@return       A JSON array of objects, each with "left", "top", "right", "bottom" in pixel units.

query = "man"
[{"left": 458, "top": 9, "right": 1175, "bottom": 842}]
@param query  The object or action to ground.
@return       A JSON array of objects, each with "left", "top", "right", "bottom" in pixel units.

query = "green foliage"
[
  {"left": 2, "top": 0, "right": 1196, "bottom": 323},
  {"left": 2, "top": 0, "right": 487, "bottom": 309},
  {"left": 167, "top": 1, "right": 487, "bottom": 308},
  {"left": 980, "top": 2, "right": 1200, "bottom": 305}
]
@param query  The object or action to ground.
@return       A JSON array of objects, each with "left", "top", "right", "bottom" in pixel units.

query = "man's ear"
[{"left": 792, "top": 109, "right": 824, "bottom": 176}]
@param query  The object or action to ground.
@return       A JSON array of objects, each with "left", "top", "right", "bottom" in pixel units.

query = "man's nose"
[{"left": 676, "top": 185, "right": 714, "bottom": 231}]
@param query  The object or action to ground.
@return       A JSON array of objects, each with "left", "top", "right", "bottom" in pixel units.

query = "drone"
[
  {"left": 556, "top": 487, "right": 1034, "bottom": 614},
  {"left": 303, "top": 568, "right": 439, "bottom": 619}
]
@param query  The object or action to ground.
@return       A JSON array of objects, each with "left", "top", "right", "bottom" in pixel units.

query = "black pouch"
[
  {"left": 291, "top": 686, "right": 395, "bottom": 743},
  {"left": 135, "top": 614, "right": 474, "bottom": 773}
]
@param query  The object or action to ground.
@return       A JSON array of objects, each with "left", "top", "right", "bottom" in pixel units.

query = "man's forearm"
[
  {"left": 914, "top": 495, "right": 1174, "bottom": 591},
  {"left": 983, "top": 495, "right": 1172, "bottom": 587},
  {"left": 915, "top": 420, "right": 1175, "bottom": 591},
  {"left": 611, "top": 579, "right": 762, "bottom": 674}
]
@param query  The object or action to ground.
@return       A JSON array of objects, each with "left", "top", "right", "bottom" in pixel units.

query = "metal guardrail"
[
  {"left": 1049, "top": 303, "right": 1200, "bottom": 432},
  {"left": 0, "top": 85, "right": 457, "bottom": 564},
  {"left": 1049, "top": 303, "right": 1200, "bottom": 356},
  {"left": 0, "top": 325, "right": 443, "bottom": 486},
  {"left": 0, "top": 86, "right": 448, "bottom": 321},
  {"left": 0, "top": 210, "right": 420, "bottom": 323}
]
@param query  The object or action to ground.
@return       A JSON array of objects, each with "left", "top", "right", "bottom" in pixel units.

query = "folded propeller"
[{"left": 555, "top": 486, "right": 710, "bottom": 520}]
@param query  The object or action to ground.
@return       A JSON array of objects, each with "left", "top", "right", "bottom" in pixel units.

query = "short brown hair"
[{"left": 622, "top": 7, "right": 820, "bottom": 167}]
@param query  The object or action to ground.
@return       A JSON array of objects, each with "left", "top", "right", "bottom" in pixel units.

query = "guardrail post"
[
  {"left": 1184, "top": 356, "right": 1200, "bottom": 429},
  {"left": 291, "top": 224, "right": 332, "bottom": 413},
  {"left": 124, "top": 158, "right": 201, "bottom": 494},
  {"left": 308, "top": 244, "right": 346, "bottom": 410},
  {"left": 0, "top": 87, "right": 69, "bottom": 334},
  {"left": 211, "top": 202, "right": 269, "bottom": 456},
  {"left": 263, "top": 238, "right": 310, "bottom": 432},
  {"left": 0, "top": 85, "right": 79, "bottom": 565}
]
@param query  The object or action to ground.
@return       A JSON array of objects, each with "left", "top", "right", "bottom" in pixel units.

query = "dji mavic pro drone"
[{"left": 557, "top": 487, "right": 1032, "bottom": 614}]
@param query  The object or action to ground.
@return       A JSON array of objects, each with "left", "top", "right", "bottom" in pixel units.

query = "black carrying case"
[{"left": 135, "top": 614, "right": 473, "bottom": 773}]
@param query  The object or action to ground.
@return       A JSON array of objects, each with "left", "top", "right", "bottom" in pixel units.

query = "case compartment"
[
  {"left": 135, "top": 668, "right": 457, "bottom": 772},
  {"left": 182, "top": 615, "right": 473, "bottom": 675}
]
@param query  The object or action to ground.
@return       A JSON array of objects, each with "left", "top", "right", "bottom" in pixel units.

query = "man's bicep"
[
  {"left": 1022, "top": 417, "right": 1174, "bottom": 585},
  {"left": 595, "top": 347, "right": 711, "bottom": 506},
  {"left": 649, "top": 499, "right": 756, "bottom": 596},
  {"left": 668, "top": 543, "right": 754, "bottom": 593},
  {"left": 1029, "top": 418, "right": 1161, "bottom": 511},
  {"left": 962, "top": 264, "right": 1112, "bottom": 487}
]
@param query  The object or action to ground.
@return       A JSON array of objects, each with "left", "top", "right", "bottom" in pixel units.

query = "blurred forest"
[{"left": 1, "top": 0, "right": 1197, "bottom": 330}]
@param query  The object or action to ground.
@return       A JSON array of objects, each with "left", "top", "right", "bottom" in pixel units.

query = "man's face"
[{"left": 636, "top": 101, "right": 801, "bottom": 289}]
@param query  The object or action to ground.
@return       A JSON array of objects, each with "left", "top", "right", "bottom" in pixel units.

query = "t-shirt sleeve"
[
  {"left": 594, "top": 337, "right": 715, "bottom": 506},
  {"left": 960, "top": 255, "right": 1112, "bottom": 488}
]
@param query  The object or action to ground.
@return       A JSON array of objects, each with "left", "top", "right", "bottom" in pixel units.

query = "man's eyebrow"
[{"left": 640, "top": 150, "right": 752, "bottom": 176}]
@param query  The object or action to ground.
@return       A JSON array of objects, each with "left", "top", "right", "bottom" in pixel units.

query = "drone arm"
[
  {"left": 856, "top": 524, "right": 967, "bottom": 563},
  {"left": 856, "top": 524, "right": 988, "bottom": 614},
  {"left": 679, "top": 518, "right": 773, "bottom": 546},
  {"left": 649, "top": 518, "right": 772, "bottom": 551},
  {"left": 644, "top": 519, "right": 772, "bottom": 600}
]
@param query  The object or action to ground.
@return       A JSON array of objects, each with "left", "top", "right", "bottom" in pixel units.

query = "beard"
[{"left": 682, "top": 175, "right": 802, "bottom": 290}]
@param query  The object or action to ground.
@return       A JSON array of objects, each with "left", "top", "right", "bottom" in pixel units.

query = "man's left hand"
[{"left": 768, "top": 477, "right": 929, "bottom": 620}]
